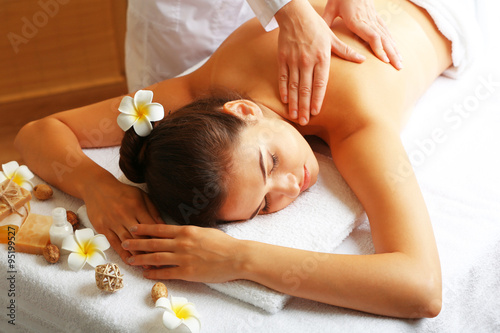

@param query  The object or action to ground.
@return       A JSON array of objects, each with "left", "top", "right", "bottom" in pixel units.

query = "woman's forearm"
[
  {"left": 14, "top": 116, "right": 118, "bottom": 200},
  {"left": 239, "top": 240, "right": 441, "bottom": 318}
]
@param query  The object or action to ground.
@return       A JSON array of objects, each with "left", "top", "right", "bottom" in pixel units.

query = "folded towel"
[{"left": 408, "top": 0, "right": 482, "bottom": 78}]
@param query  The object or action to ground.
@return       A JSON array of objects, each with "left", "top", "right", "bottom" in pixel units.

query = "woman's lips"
[{"left": 300, "top": 165, "right": 310, "bottom": 193}]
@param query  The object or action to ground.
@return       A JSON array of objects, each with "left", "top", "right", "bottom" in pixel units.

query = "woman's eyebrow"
[
  {"left": 259, "top": 148, "right": 266, "bottom": 185},
  {"left": 245, "top": 148, "right": 267, "bottom": 221}
]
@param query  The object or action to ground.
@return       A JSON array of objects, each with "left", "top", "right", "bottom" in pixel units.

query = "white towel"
[
  {"left": 408, "top": 0, "right": 482, "bottom": 78},
  {"left": 79, "top": 145, "right": 364, "bottom": 313}
]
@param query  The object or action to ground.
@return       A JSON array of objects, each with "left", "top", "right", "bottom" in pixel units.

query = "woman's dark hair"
[{"left": 119, "top": 92, "right": 247, "bottom": 227}]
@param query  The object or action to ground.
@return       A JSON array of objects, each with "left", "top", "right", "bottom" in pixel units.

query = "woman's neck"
[{"left": 256, "top": 100, "right": 329, "bottom": 141}]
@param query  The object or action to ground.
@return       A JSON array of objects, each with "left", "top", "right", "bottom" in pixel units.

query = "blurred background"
[{"left": 0, "top": 0, "right": 128, "bottom": 164}]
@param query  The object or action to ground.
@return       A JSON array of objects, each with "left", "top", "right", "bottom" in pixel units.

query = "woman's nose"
[{"left": 272, "top": 172, "right": 300, "bottom": 198}]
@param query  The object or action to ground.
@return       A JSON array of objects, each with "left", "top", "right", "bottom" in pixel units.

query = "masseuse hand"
[
  {"left": 275, "top": 0, "right": 401, "bottom": 125},
  {"left": 122, "top": 224, "right": 242, "bottom": 283},
  {"left": 83, "top": 179, "right": 163, "bottom": 262}
]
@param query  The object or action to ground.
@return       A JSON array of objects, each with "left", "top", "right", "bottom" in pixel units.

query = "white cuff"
[{"left": 246, "top": 0, "right": 292, "bottom": 31}]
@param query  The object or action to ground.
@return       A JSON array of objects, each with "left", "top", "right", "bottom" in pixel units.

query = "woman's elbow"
[
  {"left": 14, "top": 117, "right": 63, "bottom": 158},
  {"left": 409, "top": 271, "right": 442, "bottom": 318},
  {"left": 14, "top": 119, "right": 39, "bottom": 152}
]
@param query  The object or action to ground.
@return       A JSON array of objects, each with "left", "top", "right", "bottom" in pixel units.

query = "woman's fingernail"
[
  {"left": 291, "top": 110, "right": 297, "bottom": 119},
  {"left": 396, "top": 60, "right": 403, "bottom": 69},
  {"left": 300, "top": 117, "right": 308, "bottom": 126},
  {"left": 122, "top": 241, "right": 129, "bottom": 249},
  {"left": 127, "top": 256, "right": 135, "bottom": 264},
  {"left": 129, "top": 226, "right": 137, "bottom": 233},
  {"left": 283, "top": 95, "right": 288, "bottom": 104}
]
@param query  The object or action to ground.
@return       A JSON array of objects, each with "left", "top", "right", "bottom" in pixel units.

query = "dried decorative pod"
[
  {"left": 43, "top": 244, "right": 60, "bottom": 263},
  {"left": 151, "top": 282, "right": 168, "bottom": 303},
  {"left": 95, "top": 263, "right": 124, "bottom": 292},
  {"left": 33, "top": 184, "right": 53, "bottom": 200},
  {"left": 66, "top": 210, "right": 79, "bottom": 231}
]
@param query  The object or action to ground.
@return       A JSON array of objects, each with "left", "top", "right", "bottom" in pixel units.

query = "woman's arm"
[
  {"left": 246, "top": 119, "right": 442, "bottom": 317},
  {"left": 14, "top": 76, "right": 195, "bottom": 261}
]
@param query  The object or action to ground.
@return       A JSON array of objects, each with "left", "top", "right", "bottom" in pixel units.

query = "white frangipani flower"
[
  {"left": 117, "top": 89, "right": 165, "bottom": 137},
  {"left": 0, "top": 161, "right": 34, "bottom": 191},
  {"left": 156, "top": 296, "right": 201, "bottom": 333},
  {"left": 61, "top": 228, "right": 110, "bottom": 271}
]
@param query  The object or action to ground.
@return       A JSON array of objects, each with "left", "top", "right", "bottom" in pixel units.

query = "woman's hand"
[
  {"left": 83, "top": 178, "right": 163, "bottom": 262},
  {"left": 274, "top": 0, "right": 401, "bottom": 126},
  {"left": 122, "top": 224, "right": 245, "bottom": 283},
  {"left": 322, "top": 0, "right": 402, "bottom": 68}
]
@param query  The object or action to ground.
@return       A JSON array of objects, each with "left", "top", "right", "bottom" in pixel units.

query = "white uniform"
[{"left": 125, "top": 0, "right": 291, "bottom": 92}]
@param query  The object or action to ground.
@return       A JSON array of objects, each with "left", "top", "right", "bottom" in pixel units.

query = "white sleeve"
[{"left": 246, "top": 0, "right": 292, "bottom": 31}]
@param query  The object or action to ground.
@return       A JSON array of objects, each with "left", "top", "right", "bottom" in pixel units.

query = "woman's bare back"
[{"left": 189, "top": 0, "right": 452, "bottom": 141}]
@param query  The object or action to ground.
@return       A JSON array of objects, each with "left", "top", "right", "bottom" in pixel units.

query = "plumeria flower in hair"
[{"left": 117, "top": 90, "right": 165, "bottom": 137}]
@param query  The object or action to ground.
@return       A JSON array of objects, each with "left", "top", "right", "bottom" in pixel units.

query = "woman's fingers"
[
  {"left": 127, "top": 251, "right": 179, "bottom": 267},
  {"left": 324, "top": 0, "right": 402, "bottom": 69},
  {"left": 330, "top": 34, "right": 367, "bottom": 63},
  {"left": 287, "top": 62, "right": 300, "bottom": 123},
  {"left": 122, "top": 237, "right": 175, "bottom": 253},
  {"left": 297, "top": 62, "right": 314, "bottom": 125},
  {"left": 278, "top": 60, "right": 290, "bottom": 108},
  {"left": 129, "top": 223, "right": 179, "bottom": 237},
  {"left": 375, "top": 16, "right": 403, "bottom": 68},
  {"left": 105, "top": 226, "right": 132, "bottom": 263},
  {"left": 343, "top": 9, "right": 402, "bottom": 69}
]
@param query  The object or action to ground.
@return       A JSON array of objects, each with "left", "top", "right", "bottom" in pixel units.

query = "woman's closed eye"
[
  {"left": 270, "top": 153, "right": 279, "bottom": 173},
  {"left": 262, "top": 153, "right": 279, "bottom": 213}
]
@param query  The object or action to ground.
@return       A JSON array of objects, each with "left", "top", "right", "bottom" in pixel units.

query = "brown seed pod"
[
  {"left": 151, "top": 282, "right": 168, "bottom": 303},
  {"left": 66, "top": 210, "right": 80, "bottom": 231},
  {"left": 43, "top": 244, "right": 60, "bottom": 264},
  {"left": 33, "top": 184, "right": 53, "bottom": 200}
]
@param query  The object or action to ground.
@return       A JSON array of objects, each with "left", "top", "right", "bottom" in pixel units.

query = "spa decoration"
[
  {"left": 156, "top": 295, "right": 201, "bottom": 333},
  {"left": 151, "top": 282, "right": 168, "bottom": 303},
  {"left": 117, "top": 89, "right": 165, "bottom": 137},
  {"left": 61, "top": 228, "right": 110, "bottom": 271},
  {"left": 0, "top": 161, "right": 34, "bottom": 191},
  {"left": 33, "top": 184, "right": 53, "bottom": 200},
  {"left": 43, "top": 244, "right": 60, "bottom": 264},
  {"left": 95, "top": 263, "right": 124, "bottom": 292},
  {"left": 0, "top": 179, "right": 31, "bottom": 223},
  {"left": 66, "top": 210, "right": 80, "bottom": 231}
]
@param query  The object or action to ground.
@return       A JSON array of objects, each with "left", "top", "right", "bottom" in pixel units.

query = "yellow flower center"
[
  {"left": 11, "top": 173, "right": 23, "bottom": 187},
  {"left": 78, "top": 238, "right": 97, "bottom": 257},
  {"left": 172, "top": 303, "right": 194, "bottom": 320},
  {"left": 136, "top": 106, "right": 148, "bottom": 121}
]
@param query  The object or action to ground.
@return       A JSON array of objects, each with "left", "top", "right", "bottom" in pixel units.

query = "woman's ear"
[{"left": 222, "top": 100, "right": 263, "bottom": 121}]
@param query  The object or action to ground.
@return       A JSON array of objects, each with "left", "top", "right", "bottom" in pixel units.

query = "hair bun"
[{"left": 119, "top": 129, "right": 147, "bottom": 183}]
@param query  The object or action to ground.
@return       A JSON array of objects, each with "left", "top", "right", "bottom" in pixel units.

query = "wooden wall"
[{"left": 0, "top": 0, "right": 128, "bottom": 164}]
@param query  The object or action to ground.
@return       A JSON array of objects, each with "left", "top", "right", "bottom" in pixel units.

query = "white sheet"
[{"left": 1, "top": 2, "right": 499, "bottom": 332}]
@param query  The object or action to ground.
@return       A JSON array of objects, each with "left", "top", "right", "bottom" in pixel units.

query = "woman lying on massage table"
[{"left": 16, "top": 0, "right": 452, "bottom": 318}]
